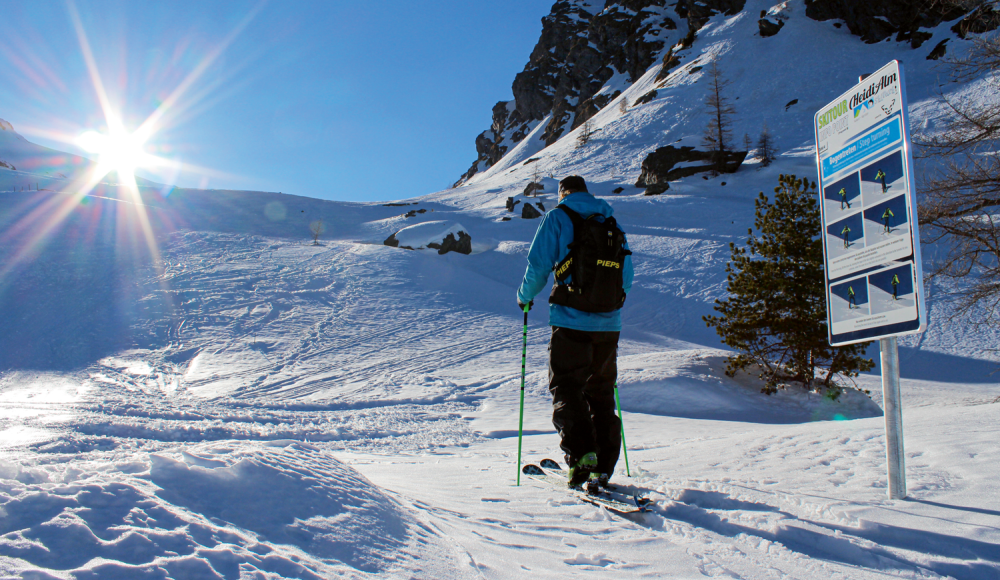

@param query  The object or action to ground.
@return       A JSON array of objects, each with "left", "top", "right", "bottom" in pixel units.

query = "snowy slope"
[
  {"left": 1, "top": 1, "right": 999, "bottom": 578},
  {"left": 0, "top": 119, "right": 94, "bottom": 184}
]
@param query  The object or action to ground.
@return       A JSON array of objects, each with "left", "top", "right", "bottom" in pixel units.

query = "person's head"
[{"left": 558, "top": 175, "right": 588, "bottom": 199}]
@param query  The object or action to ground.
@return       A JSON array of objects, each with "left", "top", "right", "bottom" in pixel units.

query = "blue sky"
[{"left": 0, "top": 1, "right": 551, "bottom": 201}]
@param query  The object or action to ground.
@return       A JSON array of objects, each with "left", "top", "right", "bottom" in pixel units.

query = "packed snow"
[{"left": 1, "top": 1, "right": 999, "bottom": 578}]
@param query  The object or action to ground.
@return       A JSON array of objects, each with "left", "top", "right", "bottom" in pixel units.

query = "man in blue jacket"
[{"left": 517, "top": 176, "right": 634, "bottom": 488}]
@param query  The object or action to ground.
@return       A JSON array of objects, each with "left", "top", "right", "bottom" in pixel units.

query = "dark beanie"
[{"left": 559, "top": 175, "right": 588, "bottom": 194}]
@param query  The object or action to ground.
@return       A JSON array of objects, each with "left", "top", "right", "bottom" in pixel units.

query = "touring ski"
[
  {"left": 539, "top": 458, "right": 654, "bottom": 510},
  {"left": 521, "top": 463, "right": 651, "bottom": 514}
]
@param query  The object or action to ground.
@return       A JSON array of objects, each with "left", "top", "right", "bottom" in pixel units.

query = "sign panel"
[{"left": 814, "top": 61, "right": 926, "bottom": 346}]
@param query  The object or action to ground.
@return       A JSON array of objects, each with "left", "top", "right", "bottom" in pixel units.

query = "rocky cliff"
[{"left": 455, "top": 0, "right": 996, "bottom": 187}]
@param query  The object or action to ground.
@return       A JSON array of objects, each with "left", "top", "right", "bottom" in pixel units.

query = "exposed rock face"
[
  {"left": 634, "top": 90, "right": 658, "bottom": 106},
  {"left": 953, "top": 3, "right": 1000, "bottom": 37},
  {"left": 653, "top": 48, "right": 681, "bottom": 82},
  {"left": 427, "top": 231, "right": 473, "bottom": 255},
  {"left": 803, "top": 0, "right": 982, "bottom": 46},
  {"left": 454, "top": 102, "right": 533, "bottom": 186},
  {"left": 457, "top": 0, "right": 985, "bottom": 187},
  {"left": 456, "top": 0, "right": 687, "bottom": 185},
  {"left": 522, "top": 202, "right": 543, "bottom": 219},
  {"left": 676, "top": 0, "right": 746, "bottom": 33},
  {"left": 384, "top": 221, "right": 472, "bottom": 255},
  {"left": 635, "top": 146, "right": 748, "bottom": 194},
  {"left": 926, "top": 38, "right": 949, "bottom": 60},
  {"left": 523, "top": 181, "right": 544, "bottom": 196},
  {"left": 759, "top": 18, "right": 785, "bottom": 36}
]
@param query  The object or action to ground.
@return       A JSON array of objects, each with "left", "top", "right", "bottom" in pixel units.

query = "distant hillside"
[
  {"left": 0, "top": 118, "right": 93, "bottom": 180},
  {"left": 0, "top": 119, "right": 163, "bottom": 191}
]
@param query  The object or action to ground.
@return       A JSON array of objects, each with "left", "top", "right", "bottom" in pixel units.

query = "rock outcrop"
[
  {"left": 804, "top": 0, "right": 990, "bottom": 46},
  {"left": 427, "top": 231, "right": 472, "bottom": 255},
  {"left": 635, "top": 146, "right": 747, "bottom": 194},
  {"left": 522, "top": 202, "right": 543, "bottom": 219},
  {"left": 523, "top": 181, "right": 544, "bottom": 196},
  {"left": 759, "top": 17, "right": 784, "bottom": 37},
  {"left": 455, "top": 0, "right": 988, "bottom": 187},
  {"left": 384, "top": 221, "right": 472, "bottom": 255},
  {"left": 456, "top": 0, "right": 690, "bottom": 185}
]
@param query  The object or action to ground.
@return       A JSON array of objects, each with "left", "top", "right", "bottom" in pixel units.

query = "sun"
[{"left": 77, "top": 127, "right": 152, "bottom": 181}]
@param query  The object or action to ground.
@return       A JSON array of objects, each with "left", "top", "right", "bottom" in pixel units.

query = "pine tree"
[
  {"left": 702, "top": 60, "right": 735, "bottom": 174},
  {"left": 757, "top": 124, "right": 778, "bottom": 167},
  {"left": 704, "top": 174, "right": 874, "bottom": 398},
  {"left": 619, "top": 96, "right": 629, "bottom": 114}
]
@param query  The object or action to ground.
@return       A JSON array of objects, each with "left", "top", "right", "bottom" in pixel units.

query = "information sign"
[{"left": 813, "top": 61, "right": 926, "bottom": 346}]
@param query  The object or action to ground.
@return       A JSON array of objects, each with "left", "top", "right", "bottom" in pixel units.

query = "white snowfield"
[{"left": 1, "top": 2, "right": 999, "bottom": 579}]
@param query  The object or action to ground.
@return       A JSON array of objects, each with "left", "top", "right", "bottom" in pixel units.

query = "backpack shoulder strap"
[
  {"left": 555, "top": 203, "right": 585, "bottom": 228},
  {"left": 552, "top": 205, "right": 585, "bottom": 281}
]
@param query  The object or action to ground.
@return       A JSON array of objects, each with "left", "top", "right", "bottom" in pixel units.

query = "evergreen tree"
[
  {"left": 702, "top": 60, "right": 735, "bottom": 174},
  {"left": 757, "top": 123, "right": 778, "bottom": 167},
  {"left": 704, "top": 174, "right": 874, "bottom": 398}
]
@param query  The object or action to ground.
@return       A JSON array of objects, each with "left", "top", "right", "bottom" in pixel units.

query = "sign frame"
[{"left": 813, "top": 60, "right": 926, "bottom": 347}]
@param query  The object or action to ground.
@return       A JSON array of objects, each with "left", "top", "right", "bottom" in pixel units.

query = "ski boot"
[{"left": 567, "top": 452, "right": 598, "bottom": 488}]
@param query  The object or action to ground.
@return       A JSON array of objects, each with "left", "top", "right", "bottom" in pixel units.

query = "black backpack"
[{"left": 549, "top": 205, "right": 631, "bottom": 313}]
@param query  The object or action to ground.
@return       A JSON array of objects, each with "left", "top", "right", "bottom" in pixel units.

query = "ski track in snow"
[{"left": 2, "top": 1, "right": 1000, "bottom": 578}]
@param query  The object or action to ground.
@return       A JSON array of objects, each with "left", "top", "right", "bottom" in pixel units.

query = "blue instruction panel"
[{"left": 813, "top": 60, "right": 925, "bottom": 346}]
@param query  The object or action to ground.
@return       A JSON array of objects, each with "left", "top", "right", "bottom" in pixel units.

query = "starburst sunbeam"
[{"left": 0, "top": 0, "right": 267, "bottom": 291}]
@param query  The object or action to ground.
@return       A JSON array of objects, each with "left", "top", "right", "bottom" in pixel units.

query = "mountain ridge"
[{"left": 454, "top": 0, "right": 998, "bottom": 187}]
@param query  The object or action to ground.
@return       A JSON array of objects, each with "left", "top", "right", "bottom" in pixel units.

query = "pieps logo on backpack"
[
  {"left": 554, "top": 258, "right": 573, "bottom": 277},
  {"left": 550, "top": 205, "right": 631, "bottom": 313}
]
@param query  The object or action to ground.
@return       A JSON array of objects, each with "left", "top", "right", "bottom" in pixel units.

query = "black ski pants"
[{"left": 548, "top": 326, "right": 621, "bottom": 475}]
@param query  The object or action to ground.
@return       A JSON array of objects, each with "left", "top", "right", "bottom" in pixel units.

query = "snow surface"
[{"left": 1, "top": 1, "right": 1000, "bottom": 578}]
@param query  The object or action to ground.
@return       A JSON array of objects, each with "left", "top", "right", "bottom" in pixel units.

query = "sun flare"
[{"left": 77, "top": 128, "right": 151, "bottom": 180}]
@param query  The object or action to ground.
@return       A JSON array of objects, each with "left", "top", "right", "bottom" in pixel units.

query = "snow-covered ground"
[{"left": 2, "top": 1, "right": 999, "bottom": 578}]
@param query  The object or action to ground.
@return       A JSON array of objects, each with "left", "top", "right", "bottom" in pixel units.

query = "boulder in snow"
[
  {"left": 521, "top": 203, "right": 542, "bottom": 219},
  {"left": 635, "top": 145, "right": 748, "bottom": 194},
  {"left": 758, "top": 18, "right": 784, "bottom": 36},
  {"left": 384, "top": 221, "right": 472, "bottom": 255},
  {"left": 523, "top": 181, "right": 544, "bottom": 196}
]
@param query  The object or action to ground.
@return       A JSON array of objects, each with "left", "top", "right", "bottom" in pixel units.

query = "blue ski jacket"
[{"left": 517, "top": 192, "right": 633, "bottom": 332}]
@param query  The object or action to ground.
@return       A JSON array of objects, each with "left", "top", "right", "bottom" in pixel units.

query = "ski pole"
[
  {"left": 516, "top": 304, "right": 529, "bottom": 486},
  {"left": 615, "top": 381, "right": 630, "bottom": 477}
]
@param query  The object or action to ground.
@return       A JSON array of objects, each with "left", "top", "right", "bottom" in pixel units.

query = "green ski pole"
[
  {"left": 615, "top": 382, "right": 630, "bottom": 477},
  {"left": 516, "top": 304, "right": 529, "bottom": 486}
]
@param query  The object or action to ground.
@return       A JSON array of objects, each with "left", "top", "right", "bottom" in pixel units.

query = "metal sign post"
[
  {"left": 880, "top": 336, "right": 906, "bottom": 498},
  {"left": 813, "top": 61, "right": 925, "bottom": 500}
]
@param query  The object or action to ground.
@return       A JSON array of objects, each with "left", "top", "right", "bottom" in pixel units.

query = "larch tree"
[{"left": 702, "top": 60, "right": 736, "bottom": 174}]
